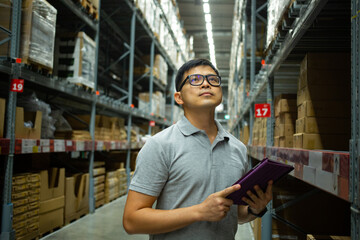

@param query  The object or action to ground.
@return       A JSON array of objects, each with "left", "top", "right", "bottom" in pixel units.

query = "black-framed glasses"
[{"left": 178, "top": 74, "right": 221, "bottom": 91}]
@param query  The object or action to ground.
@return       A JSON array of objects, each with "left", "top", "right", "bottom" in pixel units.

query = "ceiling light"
[
  {"left": 205, "top": 13, "right": 211, "bottom": 23},
  {"left": 206, "top": 22, "right": 212, "bottom": 32},
  {"left": 203, "top": 0, "right": 209, "bottom": 2},
  {"left": 203, "top": 3, "right": 210, "bottom": 13}
]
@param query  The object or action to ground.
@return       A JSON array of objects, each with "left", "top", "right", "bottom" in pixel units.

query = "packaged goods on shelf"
[
  {"left": 93, "top": 164, "right": 105, "bottom": 208},
  {"left": 266, "top": 0, "right": 292, "bottom": 50},
  {"left": 18, "top": 93, "right": 55, "bottom": 139},
  {"left": 307, "top": 235, "right": 350, "bottom": 240},
  {"left": 15, "top": 107, "right": 42, "bottom": 139},
  {"left": 165, "top": 104, "right": 184, "bottom": 123},
  {"left": 39, "top": 168, "right": 65, "bottom": 234},
  {"left": 105, "top": 170, "right": 120, "bottom": 203},
  {"left": 273, "top": 94, "right": 297, "bottom": 148},
  {"left": 0, "top": 0, "right": 57, "bottom": 72},
  {"left": 64, "top": 173, "right": 89, "bottom": 225},
  {"left": 0, "top": 98, "right": 5, "bottom": 138},
  {"left": 12, "top": 173, "right": 40, "bottom": 239},
  {"left": 138, "top": 92, "right": 165, "bottom": 118},
  {"left": 20, "top": 0, "right": 57, "bottom": 71},
  {"left": 54, "top": 32, "right": 96, "bottom": 90},
  {"left": 141, "top": 54, "right": 169, "bottom": 86},
  {"left": 118, "top": 168, "right": 127, "bottom": 196},
  {"left": 252, "top": 118, "right": 267, "bottom": 146},
  {"left": 1, "top": 0, "right": 56, "bottom": 70},
  {"left": 294, "top": 53, "right": 351, "bottom": 151},
  {"left": 240, "top": 123, "right": 250, "bottom": 145}
]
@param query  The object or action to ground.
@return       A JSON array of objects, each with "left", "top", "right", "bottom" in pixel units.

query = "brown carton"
[
  {"left": 40, "top": 168, "right": 65, "bottom": 201},
  {"left": 296, "top": 117, "right": 349, "bottom": 134},
  {"left": 293, "top": 133, "right": 349, "bottom": 151},
  {"left": 307, "top": 235, "right": 350, "bottom": 240},
  {"left": 65, "top": 174, "right": 89, "bottom": 223},
  {"left": 275, "top": 99, "right": 297, "bottom": 117},
  {"left": 297, "top": 86, "right": 350, "bottom": 106},
  {"left": 15, "top": 107, "right": 42, "bottom": 139},
  {"left": 0, "top": 98, "right": 5, "bottom": 138},
  {"left": 298, "top": 101, "right": 350, "bottom": 119},
  {"left": 279, "top": 136, "right": 293, "bottom": 148},
  {"left": 39, "top": 206, "right": 64, "bottom": 234},
  {"left": 0, "top": 1, "right": 11, "bottom": 56}
]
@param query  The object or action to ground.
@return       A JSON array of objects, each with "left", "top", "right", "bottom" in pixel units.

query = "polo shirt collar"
[{"left": 177, "top": 116, "right": 230, "bottom": 141}]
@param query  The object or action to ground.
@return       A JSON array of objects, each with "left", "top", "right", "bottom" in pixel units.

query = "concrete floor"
[{"left": 42, "top": 195, "right": 254, "bottom": 240}]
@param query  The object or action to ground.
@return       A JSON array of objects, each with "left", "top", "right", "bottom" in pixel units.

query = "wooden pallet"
[
  {"left": 78, "top": 0, "right": 98, "bottom": 20},
  {"left": 16, "top": 230, "right": 39, "bottom": 240},
  {"left": 64, "top": 207, "right": 89, "bottom": 225},
  {"left": 22, "top": 58, "right": 53, "bottom": 76},
  {"left": 38, "top": 226, "right": 62, "bottom": 239}
]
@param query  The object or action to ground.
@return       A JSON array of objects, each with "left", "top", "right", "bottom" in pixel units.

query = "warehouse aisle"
[{"left": 42, "top": 195, "right": 254, "bottom": 240}]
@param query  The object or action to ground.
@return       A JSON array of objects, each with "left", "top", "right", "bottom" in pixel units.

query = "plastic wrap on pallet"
[
  {"left": 266, "top": 0, "right": 292, "bottom": 49},
  {"left": 21, "top": 0, "right": 57, "bottom": 69}
]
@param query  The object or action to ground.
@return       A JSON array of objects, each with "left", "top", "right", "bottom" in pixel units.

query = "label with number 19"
[{"left": 10, "top": 79, "right": 24, "bottom": 92}]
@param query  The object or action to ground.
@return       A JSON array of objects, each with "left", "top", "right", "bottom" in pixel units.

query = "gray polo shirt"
[{"left": 129, "top": 116, "right": 249, "bottom": 240}]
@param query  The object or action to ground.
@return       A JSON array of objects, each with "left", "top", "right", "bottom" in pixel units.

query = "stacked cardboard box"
[
  {"left": 307, "top": 235, "right": 350, "bottom": 240},
  {"left": 54, "top": 32, "right": 96, "bottom": 90},
  {"left": 15, "top": 107, "right": 42, "bottom": 139},
  {"left": 59, "top": 115, "right": 126, "bottom": 141},
  {"left": 118, "top": 167, "right": 127, "bottom": 197},
  {"left": 0, "top": 0, "right": 57, "bottom": 72},
  {"left": 274, "top": 94, "right": 297, "bottom": 148},
  {"left": 39, "top": 168, "right": 65, "bottom": 235},
  {"left": 64, "top": 173, "right": 89, "bottom": 225},
  {"left": 105, "top": 170, "right": 119, "bottom": 203},
  {"left": 141, "top": 54, "right": 169, "bottom": 86},
  {"left": 0, "top": 98, "right": 5, "bottom": 138},
  {"left": 165, "top": 105, "right": 184, "bottom": 123},
  {"left": 293, "top": 53, "right": 351, "bottom": 150},
  {"left": 93, "top": 165, "right": 105, "bottom": 208},
  {"left": 252, "top": 118, "right": 267, "bottom": 146},
  {"left": 12, "top": 173, "right": 40, "bottom": 240},
  {"left": 138, "top": 92, "right": 166, "bottom": 118},
  {"left": 240, "top": 124, "right": 250, "bottom": 145}
]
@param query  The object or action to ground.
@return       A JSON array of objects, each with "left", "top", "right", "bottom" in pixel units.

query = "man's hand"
[
  {"left": 196, "top": 184, "right": 241, "bottom": 222},
  {"left": 242, "top": 180, "right": 273, "bottom": 215}
]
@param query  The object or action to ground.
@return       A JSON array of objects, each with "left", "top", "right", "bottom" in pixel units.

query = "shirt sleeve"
[{"left": 129, "top": 137, "right": 169, "bottom": 197}]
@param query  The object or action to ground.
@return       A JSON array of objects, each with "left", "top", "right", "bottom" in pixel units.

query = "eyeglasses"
[{"left": 178, "top": 74, "right": 221, "bottom": 91}]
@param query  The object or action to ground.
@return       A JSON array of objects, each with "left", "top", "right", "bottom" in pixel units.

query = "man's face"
[{"left": 177, "top": 65, "right": 222, "bottom": 110}]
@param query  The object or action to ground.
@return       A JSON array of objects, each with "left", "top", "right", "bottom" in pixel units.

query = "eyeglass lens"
[{"left": 189, "top": 75, "right": 220, "bottom": 86}]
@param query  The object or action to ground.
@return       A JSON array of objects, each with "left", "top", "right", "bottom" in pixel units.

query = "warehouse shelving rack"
[
  {"left": 230, "top": 0, "right": 358, "bottom": 239},
  {"left": 0, "top": 0, "right": 186, "bottom": 239}
]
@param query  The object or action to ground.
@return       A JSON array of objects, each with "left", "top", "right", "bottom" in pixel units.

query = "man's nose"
[{"left": 201, "top": 78, "right": 211, "bottom": 88}]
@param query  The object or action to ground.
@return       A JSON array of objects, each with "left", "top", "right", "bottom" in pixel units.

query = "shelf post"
[
  {"left": 170, "top": 73, "right": 176, "bottom": 124},
  {"left": 1, "top": 0, "right": 21, "bottom": 239},
  {"left": 148, "top": 38, "right": 155, "bottom": 135},
  {"left": 350, "top": 0, "right": 360, "bottom": 238},
  {"left": 126, "top": 9, "right": 136, "bottom": 188},
  {"left": 243, "top": 11, "right": 248, "bottom": 105},
  {"left": 87, "top": 0, "right": 101, "bottom": 214}
]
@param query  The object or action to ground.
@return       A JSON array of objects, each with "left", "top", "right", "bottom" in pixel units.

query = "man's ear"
[{"left": 174, "top": 92, "right": 184, "bottom": 105}]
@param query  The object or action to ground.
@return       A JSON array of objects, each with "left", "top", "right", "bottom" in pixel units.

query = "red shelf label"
[
  {"left": 10, "top": 79, "right": 24, "bottom": 92},
  {"left": 255, "top": 104, "right": 271, "bottom": 118}
]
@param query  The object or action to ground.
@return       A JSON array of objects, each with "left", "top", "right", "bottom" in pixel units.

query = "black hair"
[{"left": 175, "top": 58, "right": 220, "bottom": 92}]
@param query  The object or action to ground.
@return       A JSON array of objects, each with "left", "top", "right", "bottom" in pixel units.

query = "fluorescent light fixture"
[
  {"left": 203, "top": 3, "right": 210, "bottom": 13},
  {"left": 206, "top": 22, "right": 212, "bottom": 31},
  {"left": 207, "top": 30, "right": 213, "bottom": 39},
  {"left": 205, "top": 13, "right": 211, "bottom": 23},
  {"left": 203, "top": 0, "right": 209, "bottom": 2},
  {"left": 208, "top": 38, "right": 214, "bottom": 45}
]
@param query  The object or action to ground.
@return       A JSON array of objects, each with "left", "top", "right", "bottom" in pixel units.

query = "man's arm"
[
  {"left": 238, "top": 181, "right": 273, "bottom": 224},
  {"left": 123, "top": 184, "right": 241, "bottom": 234}
]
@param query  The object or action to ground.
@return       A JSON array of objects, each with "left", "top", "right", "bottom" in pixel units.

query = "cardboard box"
[
  {"left": 278, "top": 113, "right": 296, "bottom": 125},
  {"left": 39, "top": 205, "right": 64, "bottom": 234},
  {"left": 65, "top": 174, "right": 89, "bottom": 222},
  {"left": 297, "top": 85, "right": 350, "bottom": 106},
  {"left": 274, "top": 136, "right": 280, "bottom": 147},
  {"left": 298, "top": 68, "right": 350, "bottom": 90},
  {"left": 39, "top": 196, "right": 64, "bottom": 214},
  {"left": 296, "top": 117, "right": 349, "bottom": 134},
  {"left": 298, "top": 101, "right": 350, "bottom": 119},
  {"left": 300, "top": 53, "right": 350, "bottom": 71},
  {"left": 275, "top": 99, "right": 297, "bottom": 117},
  {"left": 293, "top": 133, "right": 349, "bottom": 151},
  {"left": 279, "top": 136, "right": 293, "bottom": 148},
  {"left": 15, "top": 107, "right": 42, "bottom": 139},
  {"left": 40, "top": 168, "right": 65, "bottom": 201},
  {"left": 307, "top": 235, "right": 350, "bottom": 240},
  {"left": 278, "top": 124, "right": 295, "bottom": 137},
  {"left": 0, "top": 98, "right": 5, "bottom": 138},
  {"left": 0, "top": 1, "right": 11, "bottom": 56}
]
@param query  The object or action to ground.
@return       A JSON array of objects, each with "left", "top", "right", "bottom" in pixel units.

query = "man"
[{"left": 123, "top": 59, "right": 272, "bottom": 239}]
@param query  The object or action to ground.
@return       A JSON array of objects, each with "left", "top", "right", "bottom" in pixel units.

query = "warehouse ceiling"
[{"left": 177, "top": 0, "right": 234, "bottom": 86}]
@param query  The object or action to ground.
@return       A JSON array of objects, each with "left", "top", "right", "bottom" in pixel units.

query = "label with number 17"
[{"left": 255, "top": 103, "right": 271, "bottom": 118}]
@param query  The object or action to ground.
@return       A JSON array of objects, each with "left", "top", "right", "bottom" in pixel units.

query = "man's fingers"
[{"left": 215, "top": 184, "right": 241, "bottom": 197}]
